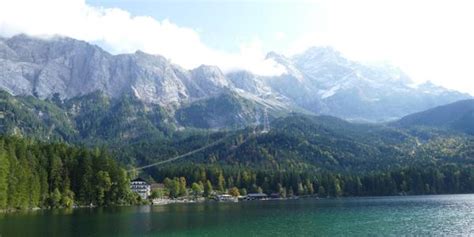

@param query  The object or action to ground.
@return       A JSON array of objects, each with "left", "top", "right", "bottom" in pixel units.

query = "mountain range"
[
  {"left": 0, "top": 34, "right": 471, "bottom": 128},
  {"left": 1, "top": 34, "right": 474, "bottom": 174},
  {"left": 1, "top": 85, "right": 473, "bottom": 172}
]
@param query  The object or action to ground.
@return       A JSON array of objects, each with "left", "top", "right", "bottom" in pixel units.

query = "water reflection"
[{"left": 0, "top": 195, "right": 473, "bottom": 236}]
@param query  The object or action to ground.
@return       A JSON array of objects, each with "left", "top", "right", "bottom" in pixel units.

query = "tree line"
[
  {"left": 2, "top": 133, "right": 473, "bottom": 211},
  {"left": 149, "top": 164, "right": 474, "bottom": 198},
  {"left": 0, "top": 136, "right": 136, "bottom": 210}
]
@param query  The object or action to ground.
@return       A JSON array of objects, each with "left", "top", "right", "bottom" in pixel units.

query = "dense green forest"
[
  {"left": 0, "top": 136, "right": 135, "bottom": 210},
  {"left": 148, "top": 164, "right": 474, "bottom": 197},
  {"left": 393, "top": 99, "right": 474, "bottom": 135},
  {"left": 118, "top": 115, "right": 474, "bottom": 173},
  {"left": 2, "top": 90, "right": 474, "bottom": 205}
]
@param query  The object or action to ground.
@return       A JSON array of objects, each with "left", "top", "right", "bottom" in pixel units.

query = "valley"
[{"left": 1, "top": 34, "right": 474, "bottom": 211}]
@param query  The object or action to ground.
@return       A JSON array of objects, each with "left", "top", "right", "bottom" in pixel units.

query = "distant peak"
[
  {"left": 265, "top": 51, "right": 285, "bottom": 60},
  {"left": 192, "top": 64, "right": 224, "bottom": 77},
  {"left": 194, "top": 64, "right": 221, "bottom": 72},
  {"left": 292, "top": 46, "right": 347, "bottom": 64},
  {"left": 133, "top": 50, "right": 169, "bottom": 62},
  {"left": 134, "top": 50, "right": 158, "bottom": 59},
  {"left": 7, "top": 34, "right": 47, "bottom": 43},
  {"left": 265, "top": 51, "right": 292, "bottom": 69},
  {"left": 9, "top": 33, "right": 79, "bottom": 43}
]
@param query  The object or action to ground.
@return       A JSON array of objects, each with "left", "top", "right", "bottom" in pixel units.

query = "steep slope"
[
  {"left": 176, "top": 92, "right": 259, "bottom": 129},
  {"left": 0, "top": 90, "right": 76, "bottom": 141},
  {"left": 2, "top": 88, "right": 474, "bottom": 173},
  {"left": 0, "top": 35, "right": 230, "bottom": 108},
  {"left": 121, "top": 114, "right": 474, "bottom": 173},
  {"left": 393, "top": 99, "right": 474, "bottom": 135},
  {"left": 0, "top": 34, "right": 471, "bottom": 124},
  {"left": 268, "top": 47, "right": 471, "bottom": 121},
  {"left": 1, "top": 89, "right": 286, "bottom": 142},
  {"left": 0, "top": 90, "right": 175, "bottom": 143}
]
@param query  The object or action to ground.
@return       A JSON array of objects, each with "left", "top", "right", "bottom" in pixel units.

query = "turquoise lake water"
[{"left": 1, "top": 194, "right": 474, "bottom": 236}]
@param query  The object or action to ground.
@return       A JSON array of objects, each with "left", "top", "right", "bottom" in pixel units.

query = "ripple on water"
[{"left": 0, "top": 194, "right": 474, "bottom": 236}]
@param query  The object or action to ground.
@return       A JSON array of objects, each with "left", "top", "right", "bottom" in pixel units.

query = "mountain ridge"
[
  {"left": 0, "top": 34, "right": 471, "bottom": 124},
  {"left": 393, "top": 99, "right": 474, "bottom": 135}
]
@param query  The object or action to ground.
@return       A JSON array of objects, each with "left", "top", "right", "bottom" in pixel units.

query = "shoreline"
[{"left": 3, "top": 193, "right": 473, "bottom": 212}]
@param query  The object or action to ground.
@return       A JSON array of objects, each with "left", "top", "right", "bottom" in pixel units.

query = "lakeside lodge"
[{"left": 130, "top": 178, "right": 151, "bottom": 199}]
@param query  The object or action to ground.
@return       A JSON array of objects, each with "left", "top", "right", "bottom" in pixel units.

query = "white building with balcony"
[{"left": 130, "top": 178, "right": 151, "bottom": 199}]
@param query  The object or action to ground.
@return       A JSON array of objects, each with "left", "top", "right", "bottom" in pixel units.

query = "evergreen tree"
[
  {"left": 0, "top": 143, "right": 10, "bottom": 208},
  {"left": 0, "top": 136, "right": 133, "bottom": 210},
  {"left": 7, "top": 143, "right": 19, "bottom": 208},
  {"left": 217, "top": 173, "right": 225, "bottom": 192},
  {"left": 204, "top": 180, "right": 213, "bottom": 197},
  {"left": 50, "top": 188, "right": 62, "bottom": 208},
  {"left": 179, "top": 177, "right": 187, "bottom": 197},
  {"left": 96, "top": 171, "right": 112, "bottom": 205}
]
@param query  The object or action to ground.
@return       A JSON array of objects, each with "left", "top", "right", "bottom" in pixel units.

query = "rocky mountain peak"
[
  {"left": 192, "top": 64, "right": 224, "bottom": 79},
  {"left": 189, "top": 64, "right": 229, "bottom": 96},
  {"left": 294, "top": 46, "right": 347, "bottom": 64},
  {"left": 0, "top": 34, "right": 471, "bottom": 123}
]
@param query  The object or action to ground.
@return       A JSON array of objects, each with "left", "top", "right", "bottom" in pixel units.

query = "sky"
[{"left": 0, "top": 0, "right": 473, "bottom": 94}]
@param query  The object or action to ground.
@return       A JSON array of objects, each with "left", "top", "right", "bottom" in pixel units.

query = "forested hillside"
[
  {"left": 2, "top": 87, "right": 474, "bottom": 203},
  {"left": 394, "top": 99, "right": 474, "bottom": 135},
  {"left": 0, "top": 90, "right": 175, "bottom": 143},
  {"left": 3, "top": 89, "right": 474, "bottom": 173},
  {"left": 119, "top": 115, "right": 474, "bottom": 172}
]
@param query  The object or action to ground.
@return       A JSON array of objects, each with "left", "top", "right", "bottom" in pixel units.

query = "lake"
[{"left": 1, "top": 194, "right": 474, "bottom": 236}]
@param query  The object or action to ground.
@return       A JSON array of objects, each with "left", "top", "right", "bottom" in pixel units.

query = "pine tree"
[
  {"left": 178, "top": 177, "right": 187, "bottom": 197},
  {"left": 0, "top": 136, "right": 134, "bottom": 209},
  {"left": 61, "top": 189, "right": 75, "bottom": 208},
  {"left": 50, "top": 188, "right": 62, "bottom": 208},
  {"left": 16, "top": 156, "right": 30, "bottom": 208},
  {"left": 217, "top": 173, "right": 225, "bottom": 192},
  {"left": 39, "top": 168, "right": 49, "bottom": 207},
  {"left": 96, "top": 171, "right": 112, "bottom": 206},
  {"left": 78, "top": 153, "right": 93, "bottom": 204},
  {"left": 6, "top": 143, "right": 19, "bottom": 208},
  {"left": 0, "top": 142, "right": 10, "bottom": 208},
  {"left": 204, "top": 180, "right": 213, "bottom": 197},
  {"left": 49, "top": 154, "right": 63, "bottom": 192}
]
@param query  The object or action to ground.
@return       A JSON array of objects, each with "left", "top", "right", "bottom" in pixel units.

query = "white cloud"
[
  {"left": 275, "top": 32, "right": 286, "bottom": 41},
  {"left": 1, "top": 0, "right": 473, "bottom": 94},
  {"left": 286, "top": 0, "right": 474, "bottom": 95},
  {"left": 0, "top": 0, "right": 285, "bottom": 76}
]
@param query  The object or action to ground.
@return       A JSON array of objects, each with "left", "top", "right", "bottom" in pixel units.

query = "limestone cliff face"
[
  {"left": 0, "top": 34, "right": 471, "bottom": 123},
  {"left": 0, "top": 35, "right": 232, "bottom": 109}
]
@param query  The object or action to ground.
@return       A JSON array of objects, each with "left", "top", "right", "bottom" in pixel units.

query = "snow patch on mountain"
[{"left": 0, "top": 35, "right": 471, "bottom": 122}]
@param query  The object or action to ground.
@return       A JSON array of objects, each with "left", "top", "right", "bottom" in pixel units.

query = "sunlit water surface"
[{"left": 1, "top": 194, "right": 474, "bottom": 236}]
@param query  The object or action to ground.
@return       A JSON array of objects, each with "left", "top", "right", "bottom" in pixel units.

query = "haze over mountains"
[
  {"left": 394, "top": 99, "right": 474, "bottom": 135},
  {"left": 1, "top": 34, "right": 474, "bottom": 176},
  {"left": 0, "top": 34, "right": 471, "bottom": 127}
]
